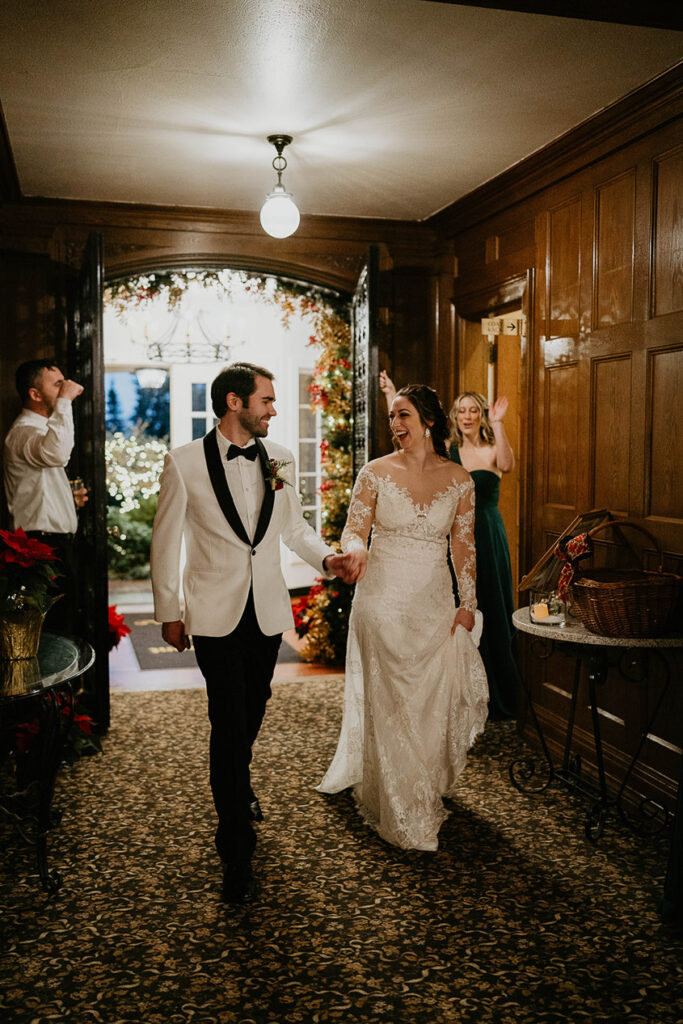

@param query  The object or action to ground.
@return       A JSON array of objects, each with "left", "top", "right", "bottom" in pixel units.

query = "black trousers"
[
  {"left": 26, "top": 531, "right": 77, "bottom": 636},
  {"left": 192, "top": 591, "right": 281, "bottom": 867}
]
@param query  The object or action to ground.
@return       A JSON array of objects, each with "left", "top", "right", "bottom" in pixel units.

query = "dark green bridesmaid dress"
[{"left": 449, "top": 446, "right": 519, "bottom": 720}]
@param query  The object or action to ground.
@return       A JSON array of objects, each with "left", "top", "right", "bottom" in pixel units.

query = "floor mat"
[{"left": 127, "top": 614, "right": 302, "bottom": 670}]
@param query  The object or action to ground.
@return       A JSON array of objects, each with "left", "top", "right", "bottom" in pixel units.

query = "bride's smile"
[{"left": 389, "top": 397, "right": 430, "bottom": 449}]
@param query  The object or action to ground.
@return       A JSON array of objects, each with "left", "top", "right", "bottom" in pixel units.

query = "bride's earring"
[{"left": 424, "top": 427, "right": 431, "bottom": 439}]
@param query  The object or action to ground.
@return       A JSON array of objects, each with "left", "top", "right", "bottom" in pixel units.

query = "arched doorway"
[
  {"left": 70, "top": 242, "right": 377, "bottom": 723},
  {"left": 103, "top": 266, "right": 350, "bottom": 590}
]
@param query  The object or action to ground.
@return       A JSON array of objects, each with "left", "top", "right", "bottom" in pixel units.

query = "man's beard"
[{"left": 238, "top": 408, "right": 269, "bottom": 438}]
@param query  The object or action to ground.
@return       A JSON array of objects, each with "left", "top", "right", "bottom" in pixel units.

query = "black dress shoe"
[
  {"left": 249, "top": 798, "right": 264, "bottom": 823},
  {"left": 222, "top": 863, "right": 257, "bottom": 904}
]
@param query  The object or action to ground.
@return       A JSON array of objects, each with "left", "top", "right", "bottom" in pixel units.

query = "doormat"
[{"left": 127, "top": 616, "right": 303, "bottom": 671}]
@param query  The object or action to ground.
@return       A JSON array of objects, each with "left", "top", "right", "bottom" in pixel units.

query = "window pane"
[
  {"left": 299, "top": 407, "right": 316, "bottom": 437},
  {"left": 192, "top": 382, "right": 206, "bottom": 413},
  {"left": 299, "top": 441, "right": 317, "bottom": 475},
  {"left": 192, "top": 417, "right": 206, "bottom": 440},
  {"left": 299, "top": 373, "right": 313, "bottom": 404},
  {"left": 299, "top": 476, "right": 317, "bottom": 506}
]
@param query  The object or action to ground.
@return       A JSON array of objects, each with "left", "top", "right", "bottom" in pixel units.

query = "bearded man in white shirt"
[
  {"left": 3, "top": 359, "right": 87, "bottom": 634},
  {"left": 151, "top": 361, "right": 353, "bottom": 904}
]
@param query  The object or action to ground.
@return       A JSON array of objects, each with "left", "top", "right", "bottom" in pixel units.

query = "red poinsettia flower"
[
  {"left": 108, "top": 605, "right": 131, "bottom": 649},
  {"left": 0, "top": 528, "right": 57, "bottom": 568}
]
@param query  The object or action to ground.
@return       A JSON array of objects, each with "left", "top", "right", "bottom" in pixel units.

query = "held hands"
[
  {"left": 324, "top": 551, "right": 368, "bottom": 584},
  {"left": 58, "top": 379, "right": 85, "bottom": 402},
  {"left": 451, "top": 608, "right": 475, "bottom": 634},
  {"left": 162, "top": 620, "right": 191, "bottom": 653},
  {"left": 489, "top": 395, "right": 508, "bottom": 423}
]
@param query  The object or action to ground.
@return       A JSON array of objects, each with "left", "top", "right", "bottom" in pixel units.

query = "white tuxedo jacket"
[{"left": 150, "top": 431, "right": 335, "bottom": 637}]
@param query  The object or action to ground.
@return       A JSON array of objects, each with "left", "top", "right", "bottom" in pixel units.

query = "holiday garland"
[
  {"left": 292, "top": 310, "right": 354, "bottom": 664},
  {"left": 105, "top": 268, "right": 355, "bottom": 664}
]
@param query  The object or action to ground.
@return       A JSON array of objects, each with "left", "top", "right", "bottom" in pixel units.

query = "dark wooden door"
[
  {"left": 351, "top": 246, "right": 380, "bottom": 477},
  {"left": 68, "top": 233, "right": 110, "bottom": 729}
]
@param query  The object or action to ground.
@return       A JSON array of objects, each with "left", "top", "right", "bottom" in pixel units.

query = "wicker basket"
[{"left": 570, "top": 520, "right": 681, "bottom": 638}]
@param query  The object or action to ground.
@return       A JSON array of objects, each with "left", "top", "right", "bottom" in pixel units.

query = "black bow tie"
[{"left": 227, "top": 444, "right": 259, "bottom": 462}]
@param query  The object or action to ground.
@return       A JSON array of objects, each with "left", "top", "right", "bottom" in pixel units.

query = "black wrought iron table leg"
[
  {"left": 36, "top": 683, "right": 73, "bottom": 893},
  {"left": 509, "top": 640, "right": 555, "bottom": 794},
  {"left": 616, "top": 652, "right": 671, "bottom": 836},
  {"left": 561, "top": 656, "right": 582, "bottom": 774},
  {"left": 584, "top": 653, "right": 610, "bottom": 842}
]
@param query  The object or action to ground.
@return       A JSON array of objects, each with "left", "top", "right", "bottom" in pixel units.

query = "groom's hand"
[
  {"left": 163, "top": 619, "right": 191, "bottom": 652},
  {"left": 324, "top": 551, "right": 367, "bottom": 584}
]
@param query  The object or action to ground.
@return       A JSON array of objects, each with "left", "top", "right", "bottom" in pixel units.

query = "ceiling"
[{"left": 0, "top": 1, "right": 680, "bottom": 222}]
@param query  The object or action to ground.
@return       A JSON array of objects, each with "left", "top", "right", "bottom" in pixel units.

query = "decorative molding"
[
  {"left": 452, "top": 272, "right": 528, "bottom": 317},
  {"left": 428, "top": 61, "right": 683, "bottom": 237},
  {"left": 423, "top": 1, "right": 683, "bottom": 31}
]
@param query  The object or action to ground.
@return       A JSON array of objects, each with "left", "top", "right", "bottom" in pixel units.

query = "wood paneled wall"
[{"left": 434, "top": 68, "right": 683, "bottom": 811}]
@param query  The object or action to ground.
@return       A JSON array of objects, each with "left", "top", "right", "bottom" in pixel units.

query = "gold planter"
[{"left": 0, "top": 608, "right": 46, "bottom": 660}]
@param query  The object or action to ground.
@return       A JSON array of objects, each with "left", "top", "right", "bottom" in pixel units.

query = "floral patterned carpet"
[{"left": 0, "top": 679, "right": 680, "bottom": 1024}]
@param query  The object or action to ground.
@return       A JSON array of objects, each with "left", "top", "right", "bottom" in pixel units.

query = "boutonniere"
[{"left": 264, "top": 458, "right": 292, "bottom": 491}]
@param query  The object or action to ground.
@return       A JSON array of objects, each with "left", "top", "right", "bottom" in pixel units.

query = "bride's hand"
[
  {"left": 341, "top": 549, "right": 368, "bottom": 584},
  {"left": 451, "top": 608, "right": 475, "bottom": 634}
]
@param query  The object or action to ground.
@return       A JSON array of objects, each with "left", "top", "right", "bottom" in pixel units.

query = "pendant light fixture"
[{"left": 259, "top": 134, "right": 300, "bottom": 239}]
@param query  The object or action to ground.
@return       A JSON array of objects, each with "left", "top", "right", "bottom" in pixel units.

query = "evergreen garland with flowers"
[{"left": 292, "top": 312, "right": 355, "bottom": 664}]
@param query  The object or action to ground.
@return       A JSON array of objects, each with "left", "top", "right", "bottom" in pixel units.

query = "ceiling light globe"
[
  {"left": 135, "top": 368, "right": 168, "bottom": 389},
  {"left": 259, "top": 185, "right": 300, "bottom": 239}
]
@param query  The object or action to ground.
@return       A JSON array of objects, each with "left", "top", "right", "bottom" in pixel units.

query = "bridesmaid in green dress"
[
  {"left": 379, "top": 373, "right": 519, "bottom": 720},
  {"left": 448, "top": 391, "right": 518, "bottom": 720}
]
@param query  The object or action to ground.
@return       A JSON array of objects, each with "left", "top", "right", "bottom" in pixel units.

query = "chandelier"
[{"left": 142, "top": 311, "right": 239, "bottom": 364}]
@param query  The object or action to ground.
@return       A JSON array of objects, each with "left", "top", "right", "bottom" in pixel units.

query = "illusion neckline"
[{"left": 365, "top": 467, "right": 469, "bottom": 513}]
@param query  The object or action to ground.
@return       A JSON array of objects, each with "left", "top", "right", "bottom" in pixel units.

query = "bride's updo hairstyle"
[{"left": 394, "top": 385, "right": 450, "bottom": 458}]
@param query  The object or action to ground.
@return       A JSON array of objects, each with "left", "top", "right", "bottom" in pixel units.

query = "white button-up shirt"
[
  {"left": 215, "top": 428, "right": 265, "bottom": 539},
  {"left": 3, "top": 398, "right": 78, "bottom": 534}
]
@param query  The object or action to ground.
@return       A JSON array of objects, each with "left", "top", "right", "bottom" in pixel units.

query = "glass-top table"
[
  {"left": 0, "top": 632, "right": 95, "bottom": 704},
  {"left": 0, "top": 632, "right": 95, "bottom": 893}
]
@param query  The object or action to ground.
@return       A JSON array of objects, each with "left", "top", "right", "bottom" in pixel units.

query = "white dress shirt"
[
  {"left": 215, "top": 429, "right": 265, "bottom": 539},
  {"left": 3, "top": 398, "right": 78, "bottom": 534}
]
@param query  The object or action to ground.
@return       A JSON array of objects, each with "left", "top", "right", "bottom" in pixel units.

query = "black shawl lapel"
[
  {"left": 252, "top": 438, "right": 275, "bottom": 548},
  {"left": 202, "top": 431, "right": 251, "bottom": 546}
]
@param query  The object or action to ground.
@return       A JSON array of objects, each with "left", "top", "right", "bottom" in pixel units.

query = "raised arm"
[
  {"left": 13, "top": 398, "right": 75, "bottom": 468},
  {"left": 379, "top": 370, "right": 397, "bottom": 414},
  {"left": 489, "top": 396, "right": 515, "bottom": 473},
  {"left": 340, "top": 465, "right": 379, "bottom": 582},
  {"left": 450, "top": 478, "right": 477, "bottom": 630}
]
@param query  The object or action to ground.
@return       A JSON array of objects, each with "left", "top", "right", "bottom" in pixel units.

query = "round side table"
[{"left": 0, "top": 632, "right": 95, "bottom": 893}]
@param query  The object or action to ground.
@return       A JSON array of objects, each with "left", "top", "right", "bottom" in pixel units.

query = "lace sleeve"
[
  {"left": 450, "top": 479, "right": 477, "bottom": 612},
  {"left": 341, "top": 465, "right": 379, "bottom": 553}
]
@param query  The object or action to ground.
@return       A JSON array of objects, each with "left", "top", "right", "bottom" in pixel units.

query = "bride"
[{"left": 317, "top": 385, "right": 489, "bottom": 851}]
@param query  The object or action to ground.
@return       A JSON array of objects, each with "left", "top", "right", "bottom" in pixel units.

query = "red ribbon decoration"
[{"left": 554, "top": 532, "right": 593, "bottom": 602}]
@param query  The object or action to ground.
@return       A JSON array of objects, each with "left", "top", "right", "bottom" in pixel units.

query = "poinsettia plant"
[
  {"left": 0, "top": 528, "right": 60, "bottom": 614},
  {"left": 108, "top": 605, "right": 131, "bottom": 651}
]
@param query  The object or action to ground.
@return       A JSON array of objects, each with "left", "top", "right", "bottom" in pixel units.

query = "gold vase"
[
  {"left": 0, "top": 656, "right": 41, "bottom": 696},
  {"left": 0, "top": 608, "right": 46, "bottom": 660}
]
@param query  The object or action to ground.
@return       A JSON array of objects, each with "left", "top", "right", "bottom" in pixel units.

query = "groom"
[{"left": 150, "top": 362, "right": 351, "bottom": 902}]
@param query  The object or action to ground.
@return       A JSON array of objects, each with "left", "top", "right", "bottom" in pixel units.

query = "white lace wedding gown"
[{"left": 317, "top": 463, "right": 489, "bottom": 851}]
